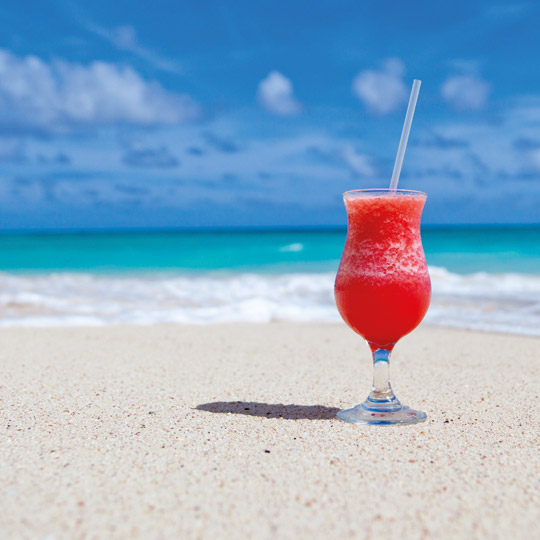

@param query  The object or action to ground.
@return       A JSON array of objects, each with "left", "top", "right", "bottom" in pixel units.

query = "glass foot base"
[{"left": 337, "top": 402, "right": 427, "bottom": 425}]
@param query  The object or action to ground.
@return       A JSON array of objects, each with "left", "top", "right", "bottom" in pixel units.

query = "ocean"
[{"left": 0, "top": 227, "right": 539, "bottom": 335}]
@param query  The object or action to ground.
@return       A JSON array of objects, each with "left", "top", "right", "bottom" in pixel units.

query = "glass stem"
[{"left": 366, "top": 345, "right": 401, "bottom": 410}]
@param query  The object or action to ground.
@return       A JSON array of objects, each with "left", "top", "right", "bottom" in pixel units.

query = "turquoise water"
[
  {"left": 1, "top": 227, "right": 540, "bottom": 334},
  {"left": 0, "top": 226, "right": 539, "bottom": 274}
]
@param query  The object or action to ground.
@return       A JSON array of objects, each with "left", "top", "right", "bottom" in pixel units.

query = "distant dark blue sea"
[{"left": 0, "top": 227, "right": 539, "bottom": 335}]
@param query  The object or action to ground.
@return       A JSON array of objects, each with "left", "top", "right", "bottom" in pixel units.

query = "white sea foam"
[
  {"left": 279, "top": 243, "right": 304, "bottom": 252},
  {"left": 1, "top": 267, "right": 540, "bottom": 336}
]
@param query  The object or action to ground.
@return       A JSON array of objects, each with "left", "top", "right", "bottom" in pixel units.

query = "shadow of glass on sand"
[{"left": 195, "top": 401, "right": 339, "bottom": 420}]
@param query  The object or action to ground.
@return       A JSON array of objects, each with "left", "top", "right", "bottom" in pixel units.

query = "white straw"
[{"left": 389, "top": 79, "right": 421, "bottom": 190}]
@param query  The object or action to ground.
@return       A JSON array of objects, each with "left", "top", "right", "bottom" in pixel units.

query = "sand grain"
[{"left": 0, "top": 324, "right": 538, "bottom": 539}]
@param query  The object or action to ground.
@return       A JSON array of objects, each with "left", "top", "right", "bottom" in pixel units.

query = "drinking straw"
[{"left": 389, "top": 79, "right": 421, "bottom": 190}]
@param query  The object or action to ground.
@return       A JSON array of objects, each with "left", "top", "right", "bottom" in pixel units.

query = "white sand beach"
[{"left": 0, "top": 323, "right": 539, "bottom": 539}]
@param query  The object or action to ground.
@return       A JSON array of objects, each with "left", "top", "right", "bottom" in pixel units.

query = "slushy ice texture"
[{"left": 334, "top": 191, "right": 431, "bottom": 347}]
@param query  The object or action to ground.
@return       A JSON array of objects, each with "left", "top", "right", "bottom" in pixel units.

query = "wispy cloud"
[
  {"left": 0, "top": 175, "right": 152, "bottom": 208},
  {"left": 412, "top": 131, "right": 470, "bottom": 149},
  {"left": 351, "top": 58, "right": 408, "bottom": 115},
  {"left": 37, "top": 152, "right": 71, "bottom": 165},
  {"left": 0, "top": 48, "right": 199, "bottom": 134},
  {"left": 257, "top": 71, "right": 302, "bottom": 116},
  {"left": 441, "top": 71, "right": 491, "bottom": 112},
  {"left": 89, "top": 24, "right": 184, "bottom": 75},
  {"left": 485, "top": 3, "right": 532, "bottom": 20},
  {"left": 341, "top": 145, "right": 376, "bottom": 177},
  {"left": 305, "top": 142, "right": 376, "bottom": 178},
  {"left": 123, "top": 144, "right": 179, "bottom": 168},
  {"left": 204, "top": 131, "right": 240, "bottom": 153},
  {"left": 404, "top": 95, "right": 540, "bottom": 192},
  {"left": 60, "top": 1, "right": 183, "bottom": 76}
]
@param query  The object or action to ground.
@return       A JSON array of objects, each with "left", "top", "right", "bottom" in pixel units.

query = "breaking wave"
[{"left": 1, "top": 267, "right": 540, "bottom": 336}]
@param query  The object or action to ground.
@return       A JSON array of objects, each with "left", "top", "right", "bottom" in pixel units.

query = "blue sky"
[{"left": 1, "top": 0, "right": 540, "bottom": 229}]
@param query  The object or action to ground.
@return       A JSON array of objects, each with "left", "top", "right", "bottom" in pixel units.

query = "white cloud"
[
  {"left": 112, "top": 25, "right": 138, "bottom": 50},
  {"left": 403, "top": 94, "right": 540, "bottom": 194},
  {"left": 503, "top": 97, "right": 540, "bottom": 173},
  {"left": 441, "top": 74, "right": 490, "bottom": 111},
  {"left": 60, "top": 0, "right": 183, "bottom": 74},
  {"left": 257, "top": 71, "right": 302, "bottom": 116},
  {"left": 341, "top": 145, "right": 376, "bottom": 177},
  {"left": 352, "top": 58, "right": 408, "bottom": 115},
  {"left": 91, "top": 24, "right": 184, "bottom": 75},
  {"left": 0, "top": 48, "right": 199, "bottom": 133}
]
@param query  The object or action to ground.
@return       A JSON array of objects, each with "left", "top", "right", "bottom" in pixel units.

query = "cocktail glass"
[{"left": 334, "top": 188, "right": 431, "bottom": 425}]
